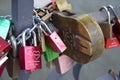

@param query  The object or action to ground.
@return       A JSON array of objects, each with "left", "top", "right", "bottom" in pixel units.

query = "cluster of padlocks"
[{"left": 0, "top": 0, "right": 120, "bottom": 79}]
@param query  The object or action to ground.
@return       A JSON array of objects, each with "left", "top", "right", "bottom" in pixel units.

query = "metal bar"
[
  {"left": 12, "top": 0, "right": 33, "bottom": 37},
  {"left": 89, "top": 7, "right": 120, "bottom": 23}
]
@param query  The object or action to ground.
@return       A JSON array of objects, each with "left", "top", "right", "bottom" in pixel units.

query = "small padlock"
[
  {"left": 44, "top": 43, "right": 59, "bottom": 62},
  {"left": 0, "top": 17, "right": 11, "bottom": 39},
  {"left": 19, "top": 29, "right": 42, "bottom": 71},
  {"left": 0, "top": 60, "right": 7, "bottom": 76},
  {"left": 99, "top": 6, "right": 112, "bottom": 39},
  {"left": 41, "top": 21, "right": 67, "bottom": 53},
  {"left": 53, "top": 54, "right": 73, "bottom": 74},
  {"left": 0, "top": 36, "right": 10, "bottom": 58},
  {"left": 6, "top": 35, "right": 20, "bottom": 78},
  {"left": 107, "top": 5, "right": 120, "bottom": 42},
  {"left": 99, "top": 6, "right": 119, "bottom": 49},
  {"left": 37, "top": 26, "right": 46, "bottom": 52}
]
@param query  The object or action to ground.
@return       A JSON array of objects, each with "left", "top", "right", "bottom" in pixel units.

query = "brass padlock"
[
  {"left": 37, "top": 25, "right": 46, "bottom": 52},
  {"left": 99, "top": 6, "right": 112, "bottom": 39},
  {"left": 6, "top": 35, "right": 20, "bottom": 78},
  {"left": 51, "top": 11, "right": 104, "bottom": 64},
  {"left": 56, "top": 0, "right": 72, "bottom": 11}
]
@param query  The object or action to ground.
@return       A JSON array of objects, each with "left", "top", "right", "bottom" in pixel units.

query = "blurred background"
[{"left": 0, "top": 0, "right": 120, "bottom": 80}]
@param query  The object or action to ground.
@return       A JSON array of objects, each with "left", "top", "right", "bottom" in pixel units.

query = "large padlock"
[
  {"left": 51, "top": 11, "right": 104, "bottom": 64},
  {"left": 0, "top": 17, "right": 11, "bottom": 39},
  {"left": 99, "top": 6, "right": 119, "bottom": 49},
  {"left": 19, "top": 29, "right": 42, "bottom": 71},
  {"left": 107, "top": 5, "right": 120, "bottom": 42},
  {"left": 53, "top": 54, "right": 73, "bottom": 74},
  {"left": 0, "top": 36, "right": 10, "bottom": 58},
  {"left": 6, "top": 35, "right": 20, "bottom": 78},
  {"left": 44, "top": 43, "right": 59, "bottom": 62},
  {"left": 40, "top": 21, "right": 67, "bottom": 53}
]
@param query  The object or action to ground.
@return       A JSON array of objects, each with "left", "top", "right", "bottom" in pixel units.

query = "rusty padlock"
[
  {"left": 51, "top": 11, "right": 104, "bottom": 64},
  {"left": 6, "top": 35, "right": 20, "bottom": 78},
  {"left": 41, "top": 21, "right": 67, "bottom": 53},
  {"left": 0, "top": 36, "right": 10, "bottom": 58},
  {"left": 99, "top": 6, "right": 120, "bottom": 49},
  {"left": 19, "top": 29, "right": 42, "bottom": 71}
]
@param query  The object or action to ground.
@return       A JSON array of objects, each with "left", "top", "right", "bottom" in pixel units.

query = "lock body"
[
  {"left": 0, "top": 60, "right": 7, "bottom": 76},
  {"left": 7, "top": 56, "right": 19, "bottom": 78},
  {"left": 19, "top": 29, "right": 42, "bottom": 70},
  {"left": 45, "top": 31, "right": 67, "bottom": 53},
  {"left": 44, "top": 44, "right": 59, "bottom": 62},
  {"left": 54, "top": 54, "right": 73, "bottom": 74},
  {"left": 51, "top": 12, "right": 105, "bottom": 64},
  {"left": 20, "top": 46, "right": 42, "bottom": 70},
  {"left": 0, "top": 37, "right": 10, "bottom": 58}
]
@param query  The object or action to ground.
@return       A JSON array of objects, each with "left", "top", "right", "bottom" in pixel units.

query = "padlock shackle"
[
  {"left": 100, "top": 6, "right": 111, "bottom": 24},
  {"left": 22, "top": 28, "right": 31, "bottom": 46},
  {"left": 10, "top": 35, "right": 17, "bottom": 58},
  {"left": 22, "top": 28, "right": 37, "bottom": 46},
  {"left": 40, "top": 21, "right": 52, "bottom": 34},
  {"left": 31, "top": 30, "right": 37, "bottom": 46},
  {"left": 107, "top": 5, "right": 119, "bottom": 20}
]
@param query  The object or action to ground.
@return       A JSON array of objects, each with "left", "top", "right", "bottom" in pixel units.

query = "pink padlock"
[
  {"left": 54, "top": 54, "right": 73, "bottom": 74},
  {"left": 19, "top": 29, "right": 42, "bottom": 71},
  {"left": 40, "top": 21, "right": 67, "bottom": 53}
]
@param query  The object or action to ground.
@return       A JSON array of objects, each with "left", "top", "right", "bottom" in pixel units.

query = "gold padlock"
[
  {"left": 56, "top": 0, "right": 72, "bottom": 11},
  {"left": 6, "top": 35, "right": 20, "bottom": 78},
  {"left": 51, "top": 11, "right": 105, "bottom": 64}
]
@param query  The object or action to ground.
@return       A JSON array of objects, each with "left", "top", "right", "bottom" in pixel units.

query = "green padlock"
[
  {"left": 44, "top": 44, "right": 59, "bottom": 62},
  {"left": 0, "top": 18, "right": 11, "bottom": 39}
]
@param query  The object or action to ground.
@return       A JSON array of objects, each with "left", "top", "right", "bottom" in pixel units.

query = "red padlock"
[
  {"left": 0, "top": 61, "right": 7, "bottom": 76},
  {"left": 19, "top": 29, "right": 42, "bottom": 71},
  {"left": 107, "top": 5, "right": 120, "bottom": 42},
  {"left": 0, "top": 36, "right": 10, "bottom": 58},
  {"left": 54, "top": 54, "right": 73, "bottom": 74},
  {"left": 40, "top": 21, "right": 67, "bottom": 53},
  {"left": 100, "top": 6, "right": 120, "bottom": 49}
]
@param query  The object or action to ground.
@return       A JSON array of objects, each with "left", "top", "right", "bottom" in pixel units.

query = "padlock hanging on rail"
[
  {"left": 107, "top": 5, "right": 120, "bottom": 44},
  {"left": 99, "top": 6, "right": 120, "bottom": 49},
  {"left": 40, "top": 21, "right": 67, "bottom": 53},
  {"left": 19, "top": 29, "right": 42, "bottom": 71}
]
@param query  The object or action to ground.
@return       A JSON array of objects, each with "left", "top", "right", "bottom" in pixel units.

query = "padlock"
[
  {"left": 0, "top": 54, "right": 8, "bottom": 67},
  {"left": 55, "top": 0, "right": 72, "bottom": 12},
  {"left": 51, "top": 11, "right": 104, "bottom": 64},
  {"left": 44, "top": 43, "right": 59, "bottom": 62},
  {"left": 107, "top": 5, "right": 120, "bottom": 42},
  {"left": 99, "top": 6, "right": 112, "bottom": 39},
  {"left": 0, "top": 17, "right": 11, "bottom": 39},
  {"left": 53, "top": 54, "right": 73, "bottom": 74},
  {"left": 0, "top": 36, "right": 10, "bottom": 58},
  {"left": 19, "top": 29, "right": 42, "bottom": 71},
  {"left": 99, "top": 6, "right": 119, "bottom": 49},
  {"left": 41, "top": 21, "right": 67, "bottom": 53},
  {"left": 6, "top": 35, "right": 20, "bottom": 78},
  {"left": 0, "top": 60, "right": 7, "bottom": 76},
  {"left": 37, "top": 26, "right": 46, "bottom": 52}
]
